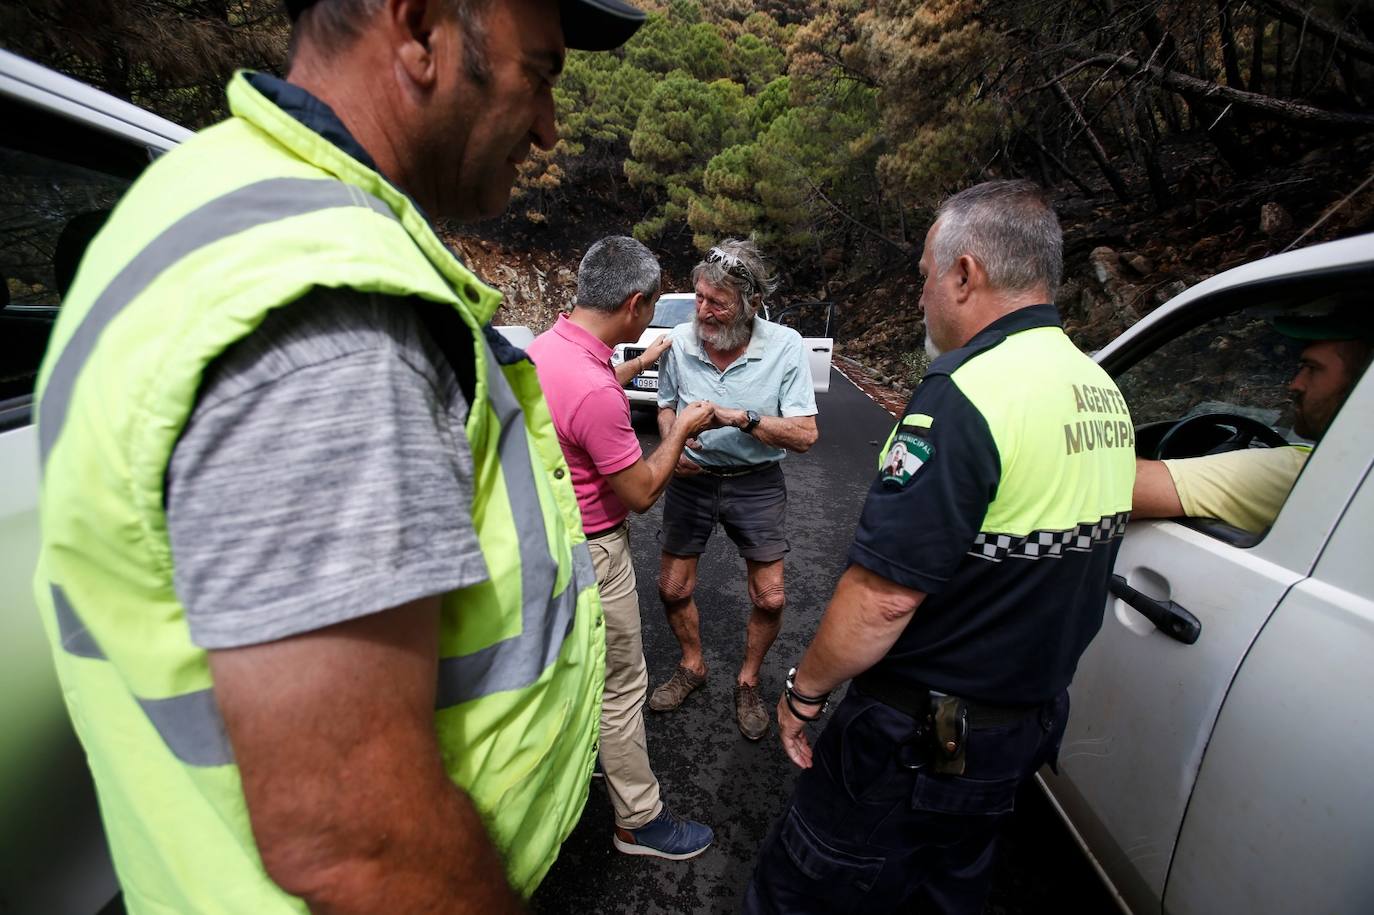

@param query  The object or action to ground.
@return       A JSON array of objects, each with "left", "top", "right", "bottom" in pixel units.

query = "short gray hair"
[
  {"left": 689, "top": 237, "right": 779, "bottom": 312},
  {"left": 576, "top": 236, "right": 661, "bottom": 312},
  {"left": 933, "top": 180, "right": 1062, "bottom": 299},
  {"left": 289, "top": 0, "right": 489, "bottom": 80}
]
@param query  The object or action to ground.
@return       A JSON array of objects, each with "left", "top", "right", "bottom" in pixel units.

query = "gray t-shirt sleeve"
[{"left": 166, "top": 287, "right": 489, "bottom": 650}]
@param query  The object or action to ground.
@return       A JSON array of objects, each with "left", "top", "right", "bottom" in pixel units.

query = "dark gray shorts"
[{"left": 659, "top": 462, "right": 789, "bottom": 562}]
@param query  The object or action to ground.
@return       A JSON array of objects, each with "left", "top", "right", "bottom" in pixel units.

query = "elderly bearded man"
[
  {"left": 31, "top": 0, "right": 647, "bottom": 911},
  {"left": 648, "top": 238, "right": 819, "bottom": 741}
]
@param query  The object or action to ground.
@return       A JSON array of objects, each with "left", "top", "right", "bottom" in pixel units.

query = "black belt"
[
  {"left": 698, "top": 461, "right": 778, "bottom": 478},
  {"left": 853, "top": 672, "right": 1039, "bottom": 729},
  {"left": 585, "top": 521, "right": 626, "bottom": 541}
]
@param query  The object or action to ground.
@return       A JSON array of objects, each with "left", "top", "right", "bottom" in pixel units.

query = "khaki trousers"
[{"left": 587, "top": 523, "right": 663, "bottom": 829}]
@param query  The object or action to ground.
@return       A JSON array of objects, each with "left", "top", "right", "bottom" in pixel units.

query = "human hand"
[
  {"left": 679, "top": 400, "right": 716, "bottom": 437},
  {"left": 674, "top": 452, "right": 702, "bottom": 477},
  {"left": 644, "top": 334, "right": 672, "bottom": 364},
  {"left": 777, "top": 693, "right": 814, "bottom": 769}
]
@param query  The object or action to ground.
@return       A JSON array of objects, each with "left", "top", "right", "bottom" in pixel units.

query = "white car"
[
  {"left": 612, "top": 293, "right": 835, "bottom": 407},
  {"left": 1, "top": 48, "right": 192, "bottom": 914},
  {"left": 1040, "top": 232, "right": 1374, "bottom": 915}
]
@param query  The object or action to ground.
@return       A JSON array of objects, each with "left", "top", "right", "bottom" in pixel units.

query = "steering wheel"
[{"left": 1152, "top": 412, "right": 1289, "bottom": 460}]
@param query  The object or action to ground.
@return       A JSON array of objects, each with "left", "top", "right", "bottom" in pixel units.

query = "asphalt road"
[{"left": 531, "top": 369, "right": 1119, "bottom": 915}]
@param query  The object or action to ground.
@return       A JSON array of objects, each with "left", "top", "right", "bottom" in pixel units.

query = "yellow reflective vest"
[{"left": 32, "top": 71, "right": 604, "bottom": 912}]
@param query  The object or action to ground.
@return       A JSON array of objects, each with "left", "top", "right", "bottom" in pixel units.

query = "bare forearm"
[
  {"left": 751, "top": 415, "right": 818, "bottom": 453},
  {"left": 300, "top": 777, "right": 522, "bottom": 915},
  {"left": 211, "top": 602, "right": 524, "bottom": 915},
  {"left": 636, "top": 423, "right": 695, "bottom": 507},
  {"left": 614, "top": 354, "right": 646, "bottom": 386},
  {"left": 657, "top": 407, "right": 676, "bottom": 440},
  {"left": 1132, "top": 458, "right": 1183, "bottom": 518},
  {"left": 791, "top": 565, "right": 923, "bottom": 698}
]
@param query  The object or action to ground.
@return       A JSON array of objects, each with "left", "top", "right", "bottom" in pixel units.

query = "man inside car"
[{"left": 1133, "top": 311, "right": 1372, "bottom": 533}]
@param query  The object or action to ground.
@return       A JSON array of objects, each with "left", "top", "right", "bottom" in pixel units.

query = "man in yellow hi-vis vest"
[{"left": 32, "top": 0, "right": 644, "bottom": 912}]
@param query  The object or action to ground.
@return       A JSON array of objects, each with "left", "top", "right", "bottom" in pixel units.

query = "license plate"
[{"left": 633, "top": 377, "right": 658, "bottom": 391}]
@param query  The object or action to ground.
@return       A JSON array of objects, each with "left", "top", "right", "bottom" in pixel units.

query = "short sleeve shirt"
[
  {"left": 849, "top": 305, "right": 1135, "bottom": 704},
  {"left": 1165, "top": 445, "right": 1309, "bottom": 534},
  {"left": 656, "top": 317, "right": 816, "bottom": 466},
  {"left": 166, "top": 288, "right": 490, "bottom": 649},
  {"left": 849, "top": 374, "right": 1000, "bottom": 594},
  {"left": 527, "top": 315, "right": 642, "bottom": 532}
]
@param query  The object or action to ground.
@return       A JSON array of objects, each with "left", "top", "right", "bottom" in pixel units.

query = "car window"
[
  {"left": 770, "top": 301, "right": 834, "bottom": 338},
  {"left": 651, "top": 296, "right": 695, "bottom": 328},
  {"left": 1116, "top": 313, "right": 1297, "bottom": 433},
  {"left": 1109, "top": 273, "right": 1370, "bottom": 545},
  {"left": 1, "top": 98, "right": 141, "bottom": 414}
]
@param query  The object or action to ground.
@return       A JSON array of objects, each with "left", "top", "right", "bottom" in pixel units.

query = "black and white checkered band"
[{"left": 968, "top": 512, "right": 1131, "bottom": 562}]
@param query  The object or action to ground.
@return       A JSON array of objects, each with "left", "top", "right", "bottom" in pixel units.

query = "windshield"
[{"left": 651, "top": 296, "right": 695, "bottom": 328}]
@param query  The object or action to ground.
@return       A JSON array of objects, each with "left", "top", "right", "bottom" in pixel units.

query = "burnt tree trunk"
[
  {"left": 1051, "top": 80, "right": 1132, "bottom": 203},
  {"left": 1249, "top": 8, "right": 1266, "bottom": 93},
  {"left": 1218, "top": 0, "right": 1246, "bottom": 89}
]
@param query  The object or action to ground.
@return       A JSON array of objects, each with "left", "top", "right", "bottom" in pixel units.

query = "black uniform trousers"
[{"left": 744, "top": 685, "right": 1068, "bottom": 915}]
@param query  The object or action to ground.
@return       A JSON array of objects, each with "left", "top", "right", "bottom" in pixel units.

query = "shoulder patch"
[{"left": 880, "top": 427, "right": 934, "bottom": 487}]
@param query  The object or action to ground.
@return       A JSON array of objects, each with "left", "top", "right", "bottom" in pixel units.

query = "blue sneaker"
[{"left": 613, "top": 806, "right": 714, "bottom": 860}]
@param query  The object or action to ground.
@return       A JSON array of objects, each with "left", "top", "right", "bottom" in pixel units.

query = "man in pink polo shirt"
[{"left": 528, "top": 235, "right": 718, "bottom": 859}]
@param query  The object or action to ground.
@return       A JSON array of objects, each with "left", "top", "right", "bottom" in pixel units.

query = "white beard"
[
  {"left": 696, "top": 315, "right": 753, "bottom": 353},
  {"left": 924, "top": 334, "right": 943, "bottom": 360}
]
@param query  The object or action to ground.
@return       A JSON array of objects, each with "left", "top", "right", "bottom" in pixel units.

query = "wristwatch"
[{"left": 742, "top": 409, "right": 761, "bottom": 434}]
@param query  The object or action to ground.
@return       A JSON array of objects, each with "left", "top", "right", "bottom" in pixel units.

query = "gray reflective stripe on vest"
[
  {"left": 38, "top": 177, "right": 392, "bottom": 468},
  {"left": 54, "top": 583, "right": 235, "bottom": 764},
  {"left": 51, "top": 584, "right": 105, "bottom": 659},
  {"left": 434, "top": 337, "right": 595, "bottom": 708},
  {"left": 138, "top": 690, "right": 234, "bottom": 768}
]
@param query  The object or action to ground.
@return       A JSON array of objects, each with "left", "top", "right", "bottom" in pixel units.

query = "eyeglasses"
[{"left": 706, "top": 247, "right": 757, "bottom": 295}]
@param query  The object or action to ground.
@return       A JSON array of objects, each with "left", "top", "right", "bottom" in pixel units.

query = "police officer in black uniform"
[{"left": 744, "top": 180, "right": 1136, "bottom": 915}]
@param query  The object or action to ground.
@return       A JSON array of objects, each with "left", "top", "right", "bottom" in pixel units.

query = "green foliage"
[
  {"left": 850, "top": 0, "right": 1012, "bottom": 205},
  {"left": 729, "top": 33, "right": 785, "bottom": 92},
  {"left": 624, "top": 12, "right": 730, "bottom": 82},
  {"left": 554, "top": 52, "right": 656, "bottom": 154},
  {"left": 625, "top": 74, "right": 750, "bottom": 240},
  {"left": 748, "top": 76, "right": 791, "bottom": 136}
]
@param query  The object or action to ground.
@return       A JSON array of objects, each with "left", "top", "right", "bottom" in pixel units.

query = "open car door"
[{"left": 770, "top": 300, "right": 834, "bottom": 394}]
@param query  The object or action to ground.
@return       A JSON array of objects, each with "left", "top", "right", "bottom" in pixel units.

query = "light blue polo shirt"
[{"left": 657, "top": 317, "right": 817, "bottom": 467}]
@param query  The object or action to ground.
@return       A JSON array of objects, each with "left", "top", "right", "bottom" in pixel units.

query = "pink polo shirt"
[{"left": 527, "top": 314, "right": 642, "bottom": 533}]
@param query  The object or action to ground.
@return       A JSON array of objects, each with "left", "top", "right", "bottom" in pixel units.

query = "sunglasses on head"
[{"left": 706, "top": 247, "right": 757, "bottom": 295}]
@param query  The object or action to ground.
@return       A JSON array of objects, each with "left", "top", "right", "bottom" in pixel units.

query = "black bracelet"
[
  {"left": 784, "top": 690, "right": 824, "bottom": 722},
  {"left": 786, "top": 666, "right": 831, "bottom": 705}
]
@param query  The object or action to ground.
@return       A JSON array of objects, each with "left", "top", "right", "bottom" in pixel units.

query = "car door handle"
[
  {"left": 811, "top": 346, "right": 830, "bottom": 352},
  {"left": 1109, "top": 574, "right": 1202, "bottom": 645}
]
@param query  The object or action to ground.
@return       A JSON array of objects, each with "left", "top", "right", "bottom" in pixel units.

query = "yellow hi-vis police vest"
[{"left": 32, "top": 71, "right": 605, "bottom": 912}]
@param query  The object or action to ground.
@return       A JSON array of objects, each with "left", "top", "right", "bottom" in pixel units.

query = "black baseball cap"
[{"left": 283, "top": 0, "right": 645, "bottom": 51}]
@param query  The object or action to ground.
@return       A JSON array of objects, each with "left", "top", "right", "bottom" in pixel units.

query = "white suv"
[{"left": 1041, "top": 232, "right": 1374, "bottom": 915}]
